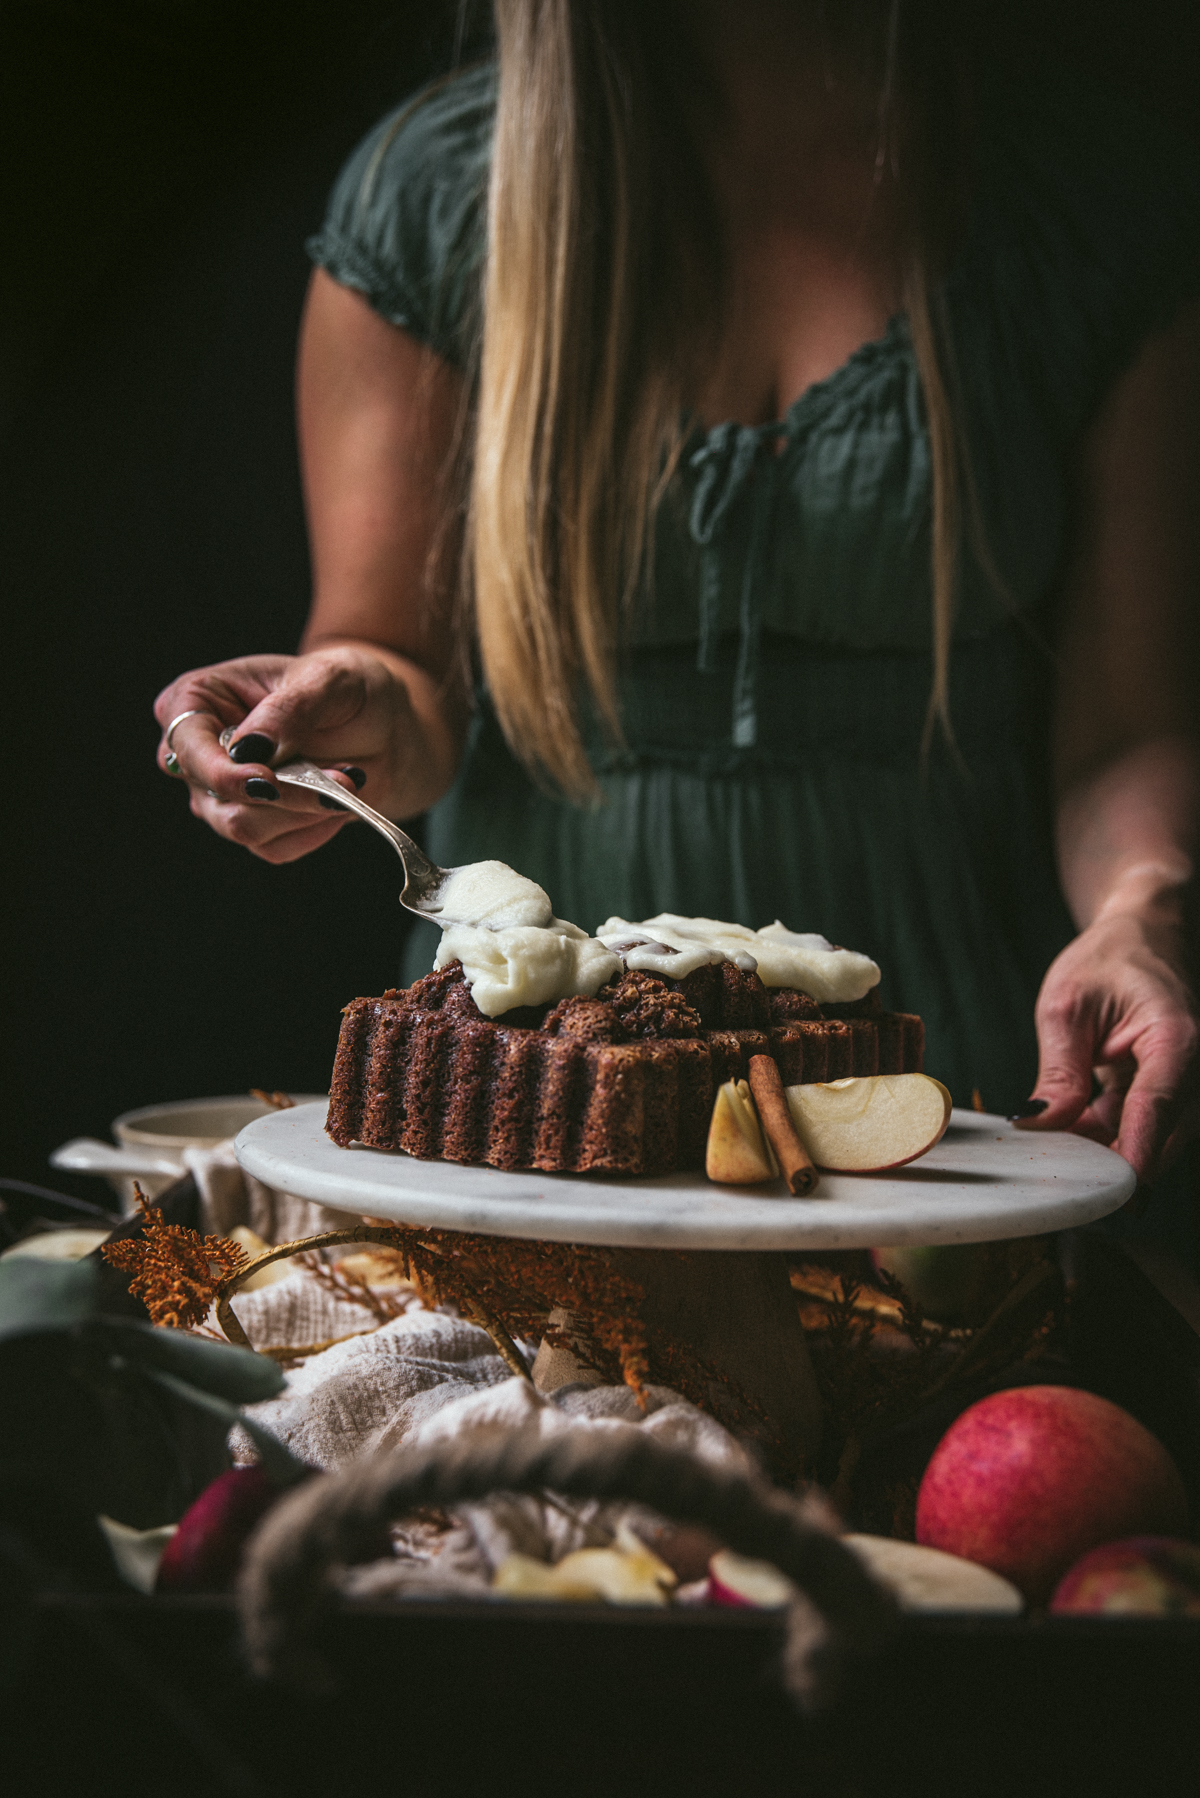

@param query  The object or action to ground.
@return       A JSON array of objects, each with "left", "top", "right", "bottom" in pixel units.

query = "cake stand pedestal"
[{"left": 236, "top": 1106, "right": 1135, "bottom": 1473}]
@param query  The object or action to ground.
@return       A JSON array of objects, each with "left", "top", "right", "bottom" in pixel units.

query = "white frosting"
[
  {"left": 435, "top": 922, "right": 622, "bottom": 1018},
  {"left": 433, "top": 861, "right": 553, "bottom": 929},
  {"left": 597, "top": 914, "right": 880, "bottom": 1003},
  {"left": 427, "top": 857, "right": 881, "bottom": 1015}
]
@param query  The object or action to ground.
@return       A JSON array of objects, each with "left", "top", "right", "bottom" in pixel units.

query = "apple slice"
[
  {"left": 492, "top": 1525, "right": 676, "bottom": 1606},
  {"left": 783, "top": 1074, "right": 951, "bottom": 1172},
  {"left": 705, "top": 1079, "right": 780, "bottom": 1185},
  {"left": 707, "top": 1549, "right": 794, "bottom": 1609},
  {"left": 843, "top": 1534, "right": 1023, "bottom": 1613},
  {"left": 492, "top": 1552, "right": 604, "bottom": 1602},
  {"left": 1050, "top": 1537, "right": 1200, "bottom": 1616}
]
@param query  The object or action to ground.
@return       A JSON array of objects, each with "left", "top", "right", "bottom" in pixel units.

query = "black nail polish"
[
  {"left": 342, "top": 766, "right": 367, "bottom": 790},
  {"left": 244, "top": 778, "right": 279, "bottom": 801},
  {"left": 1008, "top": 1099, "right": 1049, "bottom": 1121},
  {"left": 229, "top": 733, "right": 276, "bottom": 765},
  {"left": 318, "top": 794, "right": 348, "bottom": 812}
]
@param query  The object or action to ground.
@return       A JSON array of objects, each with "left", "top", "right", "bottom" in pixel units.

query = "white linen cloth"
[
  {"left": 182, "top": 1140, "right": 364, "bottom": 1245},
  {"left": 232, "top": 1267, "right": 751, "bottom": 1597}
]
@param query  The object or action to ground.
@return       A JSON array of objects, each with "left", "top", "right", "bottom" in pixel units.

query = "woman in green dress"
[{"left": 154, "top": 3, "right": 1199, "bottom": 1227}]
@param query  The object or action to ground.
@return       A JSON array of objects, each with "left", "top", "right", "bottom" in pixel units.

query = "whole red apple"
[
  {"left": 156, "top": 1464, "right": 279, "bottom": 1594},
  {"left": 1051, "top": 1536, "right": 1200, "bottom": 1617},
  {"left": 915, "top": 1386, "right": 1188, "bottom": 1605}
]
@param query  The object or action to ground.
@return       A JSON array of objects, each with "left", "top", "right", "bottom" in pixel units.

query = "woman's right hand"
[
  {"left": 153, "top": 641, "right": 450, "bottom": 864},
  {"left": 157, "top": 274, "right": 471, "bottom": 863}
]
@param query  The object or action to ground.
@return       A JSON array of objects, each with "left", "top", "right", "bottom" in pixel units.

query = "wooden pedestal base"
[{"left": 532, "top": 1250, "right": 820, "bottom": 1480}]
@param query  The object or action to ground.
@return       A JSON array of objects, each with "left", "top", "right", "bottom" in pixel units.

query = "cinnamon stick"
[{"left": 748, "top": 1054, "right": 819, "bottom": 1197}]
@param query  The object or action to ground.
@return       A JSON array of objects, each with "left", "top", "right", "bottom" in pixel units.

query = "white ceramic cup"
[{"left": 110, "top": 1093, "right": 326, "bottom": 1209}]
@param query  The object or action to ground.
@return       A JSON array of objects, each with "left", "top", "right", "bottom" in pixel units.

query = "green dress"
[{"left": 307, "top": 62, "right": 1200, "bottom": 1128}]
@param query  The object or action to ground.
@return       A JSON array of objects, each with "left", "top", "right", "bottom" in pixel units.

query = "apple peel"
[
  {"left": 1050, "top": 1537, "right": 1200, "bottom": 1617},
  {"left": 705, "top": 1078, "right": 779, "bottom": 1185},
  {"left": 707, "top": 1549, "right": 795, "bottom": 1609},
  {"left": 784, "top": 1074, "right": 952, "bottom": 1172}
]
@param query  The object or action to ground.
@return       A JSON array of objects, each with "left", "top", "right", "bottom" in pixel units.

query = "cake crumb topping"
[
  {"left": 601, "top": 970, "right": 702, "bottom": 1040},
  {"left": 541, "top": 996, "right": 627, "bottom": 1042}
]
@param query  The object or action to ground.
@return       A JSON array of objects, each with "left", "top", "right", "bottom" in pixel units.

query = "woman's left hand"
[
  {"left": 1019, "top": 904, "right": 1198, "bottom": 1181},
  {"left": 1031, "top": 298, "right": 1200, "bottom": 1185}
]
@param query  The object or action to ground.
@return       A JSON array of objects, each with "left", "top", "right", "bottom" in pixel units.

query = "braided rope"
[{"left": 238, "top": 1419, "right": 895, "bottom": 1712}]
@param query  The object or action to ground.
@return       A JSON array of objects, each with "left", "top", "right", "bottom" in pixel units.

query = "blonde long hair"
[{"left": 469, "top": 0, "right": 968, "bottom": 798}]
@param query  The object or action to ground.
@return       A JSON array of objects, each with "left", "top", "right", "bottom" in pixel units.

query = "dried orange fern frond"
[{"left": 102, "top": 1187, "right": 248, "bottom": 1329}]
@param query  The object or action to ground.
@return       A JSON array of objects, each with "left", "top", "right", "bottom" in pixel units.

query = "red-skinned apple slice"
[
  {"left": 783, "top": 1074, "right": 952, "bottom": 1172},
  {"left": 707, "top": 1549, "right": 794, "bottom": 1608},
  {"left": 1050, "top": 1536, "right": 1200, "bottom": 1616}
]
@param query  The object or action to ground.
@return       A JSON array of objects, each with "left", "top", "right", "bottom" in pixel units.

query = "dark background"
[
  {"left": 2, "top": 0, "right": 1197, "bottom": 1202},
  {"left": 2, "top": 0, "right": 477, "bottom": 1199}
]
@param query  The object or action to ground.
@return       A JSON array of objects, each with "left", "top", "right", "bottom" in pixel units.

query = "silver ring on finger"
[{"left": 164, "top": 708, "right": 208, "bottom": 752}]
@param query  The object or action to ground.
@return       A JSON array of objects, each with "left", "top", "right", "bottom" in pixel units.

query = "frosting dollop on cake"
[
  {"left": 435, "top": 920, "right": 621, "bottom": 1017},
  {"left": 597, "top": 914, "right": 880, "bottom": 1003}
]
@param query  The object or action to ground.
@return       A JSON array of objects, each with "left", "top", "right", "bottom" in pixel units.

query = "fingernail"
[
  {"left": 229, "top": 733, "right": 276, "bottom": 765},
  {"left": 318, "top": 794, "right": 348, "bottom": 812},
  {"left": 341, "top": 766, "right": 367, "bottom": 790},
  {"left": 1008, "top": 1099, "right": 1049, "bottom": 1121},
  {"left": 244, "top": 778, "right": 279, "bottom": 801}
]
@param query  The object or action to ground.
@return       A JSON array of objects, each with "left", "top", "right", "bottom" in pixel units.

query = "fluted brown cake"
[{"left": 326, "top": 960, "right": 923, "bottom": 1177}]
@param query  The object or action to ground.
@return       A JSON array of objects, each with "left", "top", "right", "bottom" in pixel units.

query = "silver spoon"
[
  {"left": 218, "top": 729, "right": 453, "bottom": 917},
  {"left": 277, "top": 761, "right": 460, "bottom": 917}
]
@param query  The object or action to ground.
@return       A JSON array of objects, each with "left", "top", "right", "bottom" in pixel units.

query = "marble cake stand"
[
  {"left": 235, "top": 1104, "right": 1134, "bottom": 1252},
  {"left": 235, "top": 1103, "right": 1135, "bottom": 1473}
]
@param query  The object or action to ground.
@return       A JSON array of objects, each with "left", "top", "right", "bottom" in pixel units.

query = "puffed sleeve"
[{"left": 306, "top": 61, "right": 495, "bottom": 367}]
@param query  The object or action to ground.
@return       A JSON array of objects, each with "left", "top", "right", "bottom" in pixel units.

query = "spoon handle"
[
  {"left": 273, "top": 762, "right": 431, "bottom": 863},
  {"left": 272, "top": 761, "right": 441, "bottom": 889}
]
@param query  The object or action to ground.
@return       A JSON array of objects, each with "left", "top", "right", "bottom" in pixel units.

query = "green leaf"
[
  {"left": 103, "top": 1319, "right": 285, "bottom": 1403},
  {"left": 0, "top": 1257, "right": 99, "bottom": 1342},
  {"left": 140, "top": 1367, "right": 308, "bottom": 1488}
]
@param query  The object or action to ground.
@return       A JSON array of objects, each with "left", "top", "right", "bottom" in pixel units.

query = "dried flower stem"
[
  {"left": 214, "top": 1226, "right": 531, "bottom": 1379},
  {"left": 214, "top": 1226, "right": 406, "bottom": 1345}
]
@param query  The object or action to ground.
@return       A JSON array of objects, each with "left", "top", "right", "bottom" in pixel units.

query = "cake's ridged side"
[
  {"left": 399, "top": 1014, "right": 456, "bottom": 1160},
  {"left": 361, "top": 1002, "right": 416, "bottom": 1147},
  {"left": 638, "top": 1042, "right": 679, "bottom": 1176},
  {"left": 575, "top": 1046, "right": 647, "bottom": 1175},
  {"left": 769, "top": 1026, "right": 807, "bottom": 1085},
  {"left": 784, "top": 1022, "right": 828, "bottom": 1082},
  {"left": 705, "top": 1029, "right": 771, "bottom": 1086},
  {"left": 674, "top": 1039, "right": 714, "bottom": 1169},
  {"left": 874, "top": 1013, "right": 902, "bottom": 1075},
  {"left": 326, "top": 998, "right": 375, "bottom": 1145},
  {"left": 824, "top": 1021, "right": 856, "bottom": 1078},
  {"left": 847, "top": 1019, "right": 880, "bottom": 1076},
  {"left": 898, "top": 1014, "right": 925, "bottom": 1071},
  {"left": 485, "top": 1029, "right": 547, "bottom": 1170},
  {"left": 439, "top": 1022, "right": 499, "bottom": 1164},
  {"left": 530, "top": 1035, "right": 587, "bottom": 1170},
  {"left": 705, "top": 1031, "right": 741, "bottom": 1088}
]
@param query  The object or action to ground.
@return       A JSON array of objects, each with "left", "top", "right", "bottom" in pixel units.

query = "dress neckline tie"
[{"left": 688, "top": 420, "right": 786, "bottom": 750}]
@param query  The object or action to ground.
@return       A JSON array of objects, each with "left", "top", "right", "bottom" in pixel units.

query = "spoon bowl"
[{"left": 272, "top": 760, "right": 455, "bottom": 918}]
